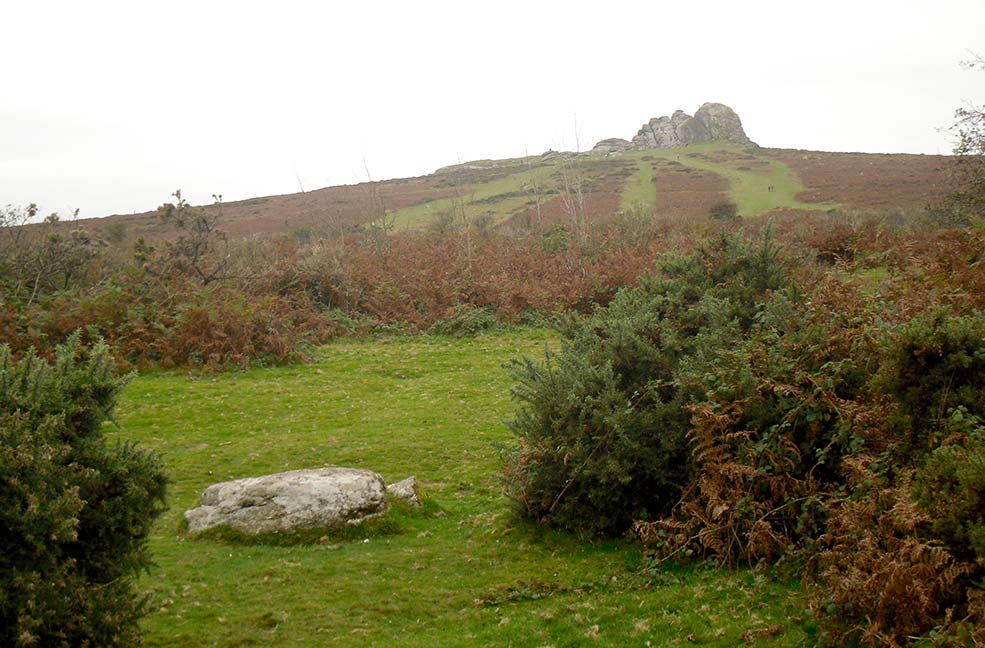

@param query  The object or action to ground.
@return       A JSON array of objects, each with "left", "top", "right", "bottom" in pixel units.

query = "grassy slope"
[
  {"left": 389, "top": 165, "right": 554, "bottom": 231},
  {"left": 619, "top": 162, "right": 658, "bottom": 212},
  {"left": 615, "top": 144, "right": 836, "bottom": 216},
  {"left": 85, "top": 145, "right": 940, "bottom": 243},
  {"left": 112, "top": 331, "right": 808, "bottom": 647},
  {"left": 385, "top": 143, "right": 832, "bottom": 231}
]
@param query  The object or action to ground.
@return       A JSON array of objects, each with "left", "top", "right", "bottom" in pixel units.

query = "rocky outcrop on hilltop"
[{"left": 592, "top": 103, "right": 755, "bottom": 153}]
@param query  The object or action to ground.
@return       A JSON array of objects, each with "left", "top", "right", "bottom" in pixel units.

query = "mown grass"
[{"left": 110, "top": 329, "right": 810, "bottom": 647}]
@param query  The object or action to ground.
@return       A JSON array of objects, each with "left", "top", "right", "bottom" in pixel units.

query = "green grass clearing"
[
  {"left": 111, "top": 329, "right": 810, "bottom": 647},
  {"left": 388, "top": 143, "right": 831, "bottom": 231},
  {"left": 619, "top": 161, "right": 658, "bottom": 212},
  {"left": 615, "top": 144, "right": 836, "bottom": 217},
  {"left": 387, "top": 165, "right": 555, "bottom": 231}
]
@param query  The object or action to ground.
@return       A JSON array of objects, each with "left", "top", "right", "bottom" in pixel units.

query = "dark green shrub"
[
  {"left": 709, "top": 201, "right": 739, "bottom": 222},
  {"left": 540, "top": 224, "right": 570, "bottom": 253},
  {"left": 811, "top": 409, "right": 985, "bottom": 647},
  {"left": 638, "top": 290, "right": 877, "bottom": 564},
  {"left": 878, "top": 310, "right": 985, "bottom": 457},
  {"left": 913, "top": 407, "right": 985, "bottom": 564},
  {"left": 504, "top": 231, "right": 789, "bottom": 536},
  {"left": 0, "top": 335, "right": 168, "bottom": 647},
  {"left": 804, "top": 309, "right": 985, "bottom": 647}
]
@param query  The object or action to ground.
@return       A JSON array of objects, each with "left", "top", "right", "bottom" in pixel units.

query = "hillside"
[{"left": 81, "top": 143, "right": 953, "bottom": 243}]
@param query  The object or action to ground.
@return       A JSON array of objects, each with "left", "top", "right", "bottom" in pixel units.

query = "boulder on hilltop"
[
  {"left": 694, "top": 103, "right": 753, "bottom": 145},
  {"left": 593, "top": 102, "right": 755, "bottom": 153},
  {"left": 592, "top": 138, "right": 633, "bottom": 154}
]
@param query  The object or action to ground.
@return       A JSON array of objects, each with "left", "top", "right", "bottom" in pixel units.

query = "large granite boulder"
[
  {"left": 184, "top": 467, "right": 389, "bottom": 535},
  {"left": 694, "top": 102, "right": 753, "bottom": 146},
  {"left": 591, "top": 137, "right": 633, "bottom": 154},
  {"left": 595, "top": 102, "right": 755, "bottom": 152}
]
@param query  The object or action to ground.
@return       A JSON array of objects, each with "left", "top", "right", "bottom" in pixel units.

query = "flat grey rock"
[{"left": 184, "top": 467, "right": 388, "bottom": 535}]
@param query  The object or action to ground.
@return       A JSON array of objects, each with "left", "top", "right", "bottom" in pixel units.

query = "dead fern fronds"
[{"left": 811, "top": 479, "right": 981, "bottom": 647}]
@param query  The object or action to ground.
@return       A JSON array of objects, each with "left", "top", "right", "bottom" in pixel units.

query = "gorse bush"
[
  {"left": 500, "top": 217, "right": 985, "bottom": 643},
  {"left": 812, "top": 408, "right": 985, "bottom": 647},
  {"left": 877, "top": 310, "right": 985, "bottom": 457},
  {"left": 0, "top": 335, "right": 167, "bottom": 647},
  {"left": 671, "top": 305, "right": 985, "bottom": 644},
  {"left": 636, "top": 291, "right": 985, "bottom": 643},
  {"left": 913, "top": 408, "right": 985, "bottom": 564},
  {"left": 504, "top": 230, "right": 790, "bottom": 535},
  {"left": 639, "top": 291, "right": 878, "bottom": 565}
]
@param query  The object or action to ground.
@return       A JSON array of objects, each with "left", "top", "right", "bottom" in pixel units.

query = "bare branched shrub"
[{"left": 154, "top": 190, "right": 229, "bottom": 284}]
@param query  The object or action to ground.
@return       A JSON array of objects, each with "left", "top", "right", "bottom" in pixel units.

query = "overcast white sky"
[{"left": 2, "top": 0, "right": 984, "bottom": 219}]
